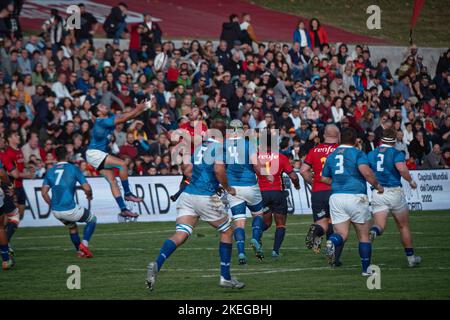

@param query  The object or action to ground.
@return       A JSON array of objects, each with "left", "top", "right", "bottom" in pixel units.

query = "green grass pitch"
[{"left": 2, "top": 211, "right": 450, "bottom": 300}]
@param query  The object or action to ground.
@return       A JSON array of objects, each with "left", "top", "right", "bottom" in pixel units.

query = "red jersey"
[
  {"left": 179, "top": 121, "right": 208, "bottom": 154},
  {"left": 303, "top": 143, "right": 338, "bottom": 192},
  {"left": 2, "top": 146, "right": 26, "bottom": 188},
  {"left": 256, "top": 152, "right": 294, "bottom": 191}
]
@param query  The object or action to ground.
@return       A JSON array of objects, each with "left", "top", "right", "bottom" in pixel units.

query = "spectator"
[
  {"left": 421, "top": 144, "right": 445, "bottom": 169},
  {"left": 408, "top": 131, "right": 431, "bottom": 165},
  {"left": 309, "top": 18, "right": 328, "bottom": 49},
  {"left": 103, "top": 2, "right": 128, "bottom": 44},
  {"left": 240, "top": 13, "right": 258, "bottom": 46},
  {"left": 220, "top": 14, "right": 242, "bottom": 49},
  {"left": 293, "top": 20, "right": 311, "bottom": 49},
  {"left": 74, "top": 3, "right": 98, "bottom": 45}
]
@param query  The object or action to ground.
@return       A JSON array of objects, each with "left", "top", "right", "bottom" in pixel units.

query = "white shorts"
[
  {"left": 52, "top": 205, "right": 92, "bottom": 227},
  {"left": 372, "top": 187, "right": 408, "bottom": 214},
  {"left": 177, "top": 193, "right": 228, "bottom": 222},
  {"left": 86, "top": 149, "right": 109, "bottom": 170},
  {"left": 228, "top": 184, "right": 263, "bottom": 216},
  {"left": 329, "top": 194, "right": 370, "bottom": 225}
]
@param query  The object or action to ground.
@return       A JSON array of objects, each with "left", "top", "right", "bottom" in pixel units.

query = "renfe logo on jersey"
[
  {"left": 313, "top": 145, "right": 336, "bottom": 154},
  {"left": 258, "top": 154, "right": 279, "bottom": 161}
]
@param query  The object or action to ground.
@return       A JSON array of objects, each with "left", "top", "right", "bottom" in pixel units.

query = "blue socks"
[
  {"left": 359, "top": 242, "right": 372, "bottom": 273},
  {"left": 273, "top": 227, "right": 286, "bottom": 254},
  {"left": 219, "top": 242, "right": 232, "bottom": 280},
  {"left": 326, "top": 223, "right": 334, "bottom": 240},
  {"left": 121, "top": 179, "right": 131, "bottom": 195},
  {"left": 70, "top": 232, "right": 81, "bottom": 251},
  {"left": 6, "top": 223, "right": 17, "bottom": 242},
  {"left": 0, "top": 245, "right": 9, "bottom": 262},
  {"left": 83, "top": 217, "right": 97, "bottom": 243},
  {"left": 233, "top": 228, "right": 245, "bottom": 256},
  {"left": 115, "top": 196, "right": 127, "bottom": 211},
  {"left": 370, "top": 225, "right": 383, "bottom": 237},
  {"left": 251, "top": 216, "right": 263, "bottom": 242},
  {"left": 156, "top": 239, "right": 177, "bottom": 271},
  {"left": 405, "top": 248, "right": 414, "bottom": 257},
  {"left": 329, "top": 233, "right": 344, "bottom": 247}
]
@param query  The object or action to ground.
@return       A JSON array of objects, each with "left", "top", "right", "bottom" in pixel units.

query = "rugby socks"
[
  {"left": 0, "top": 245, "right": 9, "bottom": 262},
  {"left": 83, "top": 217, "right": 97, "bottom": 246},
  {"left": 5, "top": 223, "right": 18, "bottom": 242},
  {"left": 251, "top": 216, "right": 263, "bottom": 242},
  {"left": 329, "top": 233, "right": 344, "bottom": 263},
  {"left": 115, "top": 196, "right": 127, "bottom": 211},
  {"left": 263, "top": 223, "right": 271, "bottom": 231},
  {"left": 370, "top": 225, "right": 383, "bottom": 238},
  {"left": 359, "top": 242, "right": 372, "bottom": 273},
  {"left": 405, "top": 248, "right": 414, "bottom": 257},
  {"left": 121, "top": 179, "right": 131, "bottom": 195},
  {"left": 70, "top": 233, "right": 81, "bottom": 251},
  {"left": 335, "top": 242, "right": 345, "bottom": 264},
  {"left": 314, "top": 224, "right": 325, "bottom": 237},
  {"left": 219, "top": 242, "right": 232, "bottom": 280},
  {"left": 233, "top": 228, "right": 245, "bottom": 256},
  {"left": 273, "top": 227, "right": 286, "bottom": 254},
  {"left": 326, "top": 223, "right": 334, "bottom": 240},
  {"left": 155, "top": 239, "right": 177, "bottom": 271}
]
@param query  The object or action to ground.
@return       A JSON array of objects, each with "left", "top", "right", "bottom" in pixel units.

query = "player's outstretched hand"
[{"left": 409, "top": 180, "right": 417, "bottom": 189}]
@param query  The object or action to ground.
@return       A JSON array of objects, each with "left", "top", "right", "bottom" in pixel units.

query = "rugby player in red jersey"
[
  {"left": 300, "top": 124, "right": 344, "bottom": 265},
  {"left": 255, "top": 131, "right": 300, "bottom": 260},
  {"left": 2, "top": 131, "right": 35, "bottom": 254}
]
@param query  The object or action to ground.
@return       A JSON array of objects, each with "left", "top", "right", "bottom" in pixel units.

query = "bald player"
[{"left": 300, "top": 125, "right": 344, "bottom": 265}]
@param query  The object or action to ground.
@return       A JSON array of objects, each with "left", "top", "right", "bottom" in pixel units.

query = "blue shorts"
[
  {"left": 14, "top": 187, "right": 27, "bottom": 205},
  {"left": 0, "top": 194, "right": 16, "bottom": 216}
]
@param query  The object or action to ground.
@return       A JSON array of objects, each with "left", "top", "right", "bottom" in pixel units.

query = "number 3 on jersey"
[{"left": 334, "top": 154, "right": 344, "bottom": 174}]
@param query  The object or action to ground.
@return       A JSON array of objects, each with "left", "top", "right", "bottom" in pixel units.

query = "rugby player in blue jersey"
[
  {"left": 368, "top": 128, "right": 421, "bottom": 267},
  {"left": 224, "top": 120, "right": 265, "bottom": 265},
  {"left": 86, "top": 100, "right": 148, "bottom": 219},
  {"left": 321, "top": 128, "right": 384, "bottom": 275},
  {"left": 41, "top": 147, "right": 96, "bottom": 258},
  {"left": 146, "top": 120, "right": 245, "bottom": 291}
]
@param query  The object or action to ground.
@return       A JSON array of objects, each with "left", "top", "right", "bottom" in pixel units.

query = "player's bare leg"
[
  {"left": 101, "top": 169, "right": 138, "bottom": 219},
  {"left": 392, "top": 209, "right": 421, "bottom": 267},
  {"left": 353, "top": 221, "right": 372, "bottom": 276},
  {"left": 208, "top": 216, "right": 244, "bottom": 289},
  {"left": 104, "top": 155, "right": 142, "bottom": 203},
  {"left": 370, "top": 210, "right": 389, "bottom": 242},
  {"left": 146, "top": 215, "right": 198, "bottom": 291}
]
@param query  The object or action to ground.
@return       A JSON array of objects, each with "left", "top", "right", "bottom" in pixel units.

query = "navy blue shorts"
[
  {"left": 311, "top": 190, "right": 332, "bottom": 222},
  {"left": 0, "top": 194, "right": 17, "bottom": 216},
  {"left": 14, "top": 187, "right": 27, "bottom": 205},
  {"left": 261, "top": 190, "right": 288, "bottom": 215}
]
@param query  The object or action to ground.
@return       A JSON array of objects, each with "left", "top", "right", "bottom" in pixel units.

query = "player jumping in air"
[
  {"left": 87, "top": 101, "right": 148, "bottom": 219},
  {"left": 300, "top": 125, "right": 344, "bottom": 264},
  {"left": 368, "top": 128, "right": 421, "bottom": 267},
  {"left": 41, "top": 147, "right": 97, "bottom": 258},
  {"left": 0, "top": 159, "right": 17, "bottom": 270},
  {"left": 321, "top": 128, "right": 384, "bottom": 275},
  {"left": 225, "top": 120, "right": 265, "bottom": 265},
  {"left": 255, "top": 131, "right": 300, "bottom": 259},
  {"left": 146, "top": 120, "right": 244, "bottom": 291}
]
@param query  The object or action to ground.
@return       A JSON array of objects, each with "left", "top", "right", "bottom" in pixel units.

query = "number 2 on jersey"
[{"left": 376, "top": 154, "right": 385, "bottom": 172}]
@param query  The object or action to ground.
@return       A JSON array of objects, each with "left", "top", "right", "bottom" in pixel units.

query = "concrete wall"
[{"left": 94, "top": 39, "right": 447, "bottom": 77}]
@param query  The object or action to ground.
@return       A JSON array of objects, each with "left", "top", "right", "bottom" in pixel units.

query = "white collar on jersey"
[
  {"left": 56, "top": 162, "right": 68, "bottom": 164},
  {"left": 337, "top": 145, "right": 354, "bottom": 148},
  {"left": 380, "top": 144, "right": 393, "bottom": 148},
  {"left": 207, "top": 138, "right": 220, "bottom": 143}
]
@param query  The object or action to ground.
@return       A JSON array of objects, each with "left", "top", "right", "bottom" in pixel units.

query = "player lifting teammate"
[
  {"left": 87, "top": 100, "right": 149, "bottom": 219},
  {"left": 146, "top": 120, "right": 244, "bottom": 291},
  {"left": 255, "top": 131, "right": 300, "bottom": 259},
  {"left": 300, "top": 124, "right": 344, "bottom": 264},
  {"left": 321, "top": 128, "right": 384, "bottom": 275},
  {"left": 41, "top": 147, "right": 97, "bottom": 258},
  {"left": 368, "top": 128, "right": 421, "bottom": 267}
]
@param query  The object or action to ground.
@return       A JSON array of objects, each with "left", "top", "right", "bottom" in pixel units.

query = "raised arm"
[{"left": 114, "top": 100, "right": 148, "bottom": 125}]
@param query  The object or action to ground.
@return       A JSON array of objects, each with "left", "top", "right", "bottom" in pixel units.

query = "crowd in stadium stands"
[{"left": 0, "top": 1, "right": 449, "bottom": 179}]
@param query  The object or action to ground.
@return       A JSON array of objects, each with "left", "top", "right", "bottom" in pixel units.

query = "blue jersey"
[
  {"left": 88, "top": 116, "right": 116, "bottom": 152},
  {"left": 184, "top": 139, "right": 224, "bottom": 196},
  {"left": 368, "top": 145, "right": 405, "bottom": 188},
  {"left": 322, "top": 145, "right": 370, "bottom": 195},
  {"left": 225, "top": 137, "right": 257, "bottom": 187},
  {"left": 43, "top": 162, "right": 87, "bottom": 211}
]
